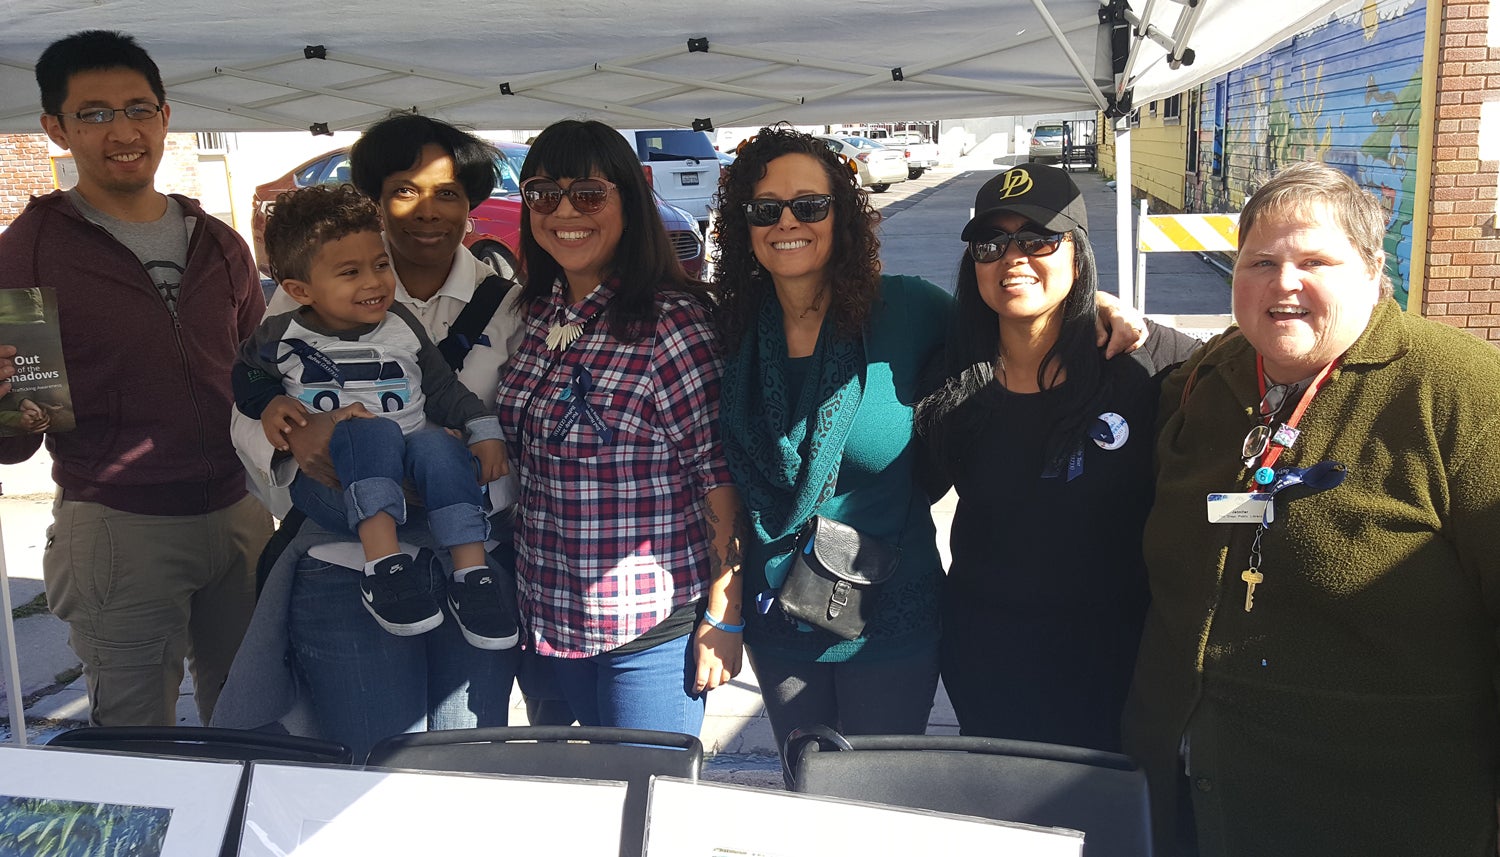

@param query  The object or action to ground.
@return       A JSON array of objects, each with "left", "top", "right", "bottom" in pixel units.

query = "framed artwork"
[
  {"left": 644, "top": 777, "right": 1085, "bottom": 857},
  {"left": 239, "top": 762, "right": 628, "bottom": 855},
  {"left": 0, "top": 745, "right": 243, "bottom": 857}
]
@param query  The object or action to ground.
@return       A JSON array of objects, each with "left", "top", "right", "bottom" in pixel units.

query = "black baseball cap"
[{"left": 960, "top": 164, "right": 1088, "bottom": 241}]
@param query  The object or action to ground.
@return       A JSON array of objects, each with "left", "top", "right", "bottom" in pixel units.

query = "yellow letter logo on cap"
[{"left": 998, "top": 168, "right": 1034, "bottom": 199}]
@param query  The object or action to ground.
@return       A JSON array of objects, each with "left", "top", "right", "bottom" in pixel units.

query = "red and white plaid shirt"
[{"left": 497, "top": 278, "right": 732, "bottom": 657}]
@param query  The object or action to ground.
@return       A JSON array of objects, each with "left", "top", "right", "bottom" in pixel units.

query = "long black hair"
[
  {"left": 923, "top": 226, "right": 1108, "bottom": 465},
  {"left": 712, "top": 125, "right": 881, "bottom": 354},
  {"left": 517, "top": 119, "right": 705, "bottom": 341}
]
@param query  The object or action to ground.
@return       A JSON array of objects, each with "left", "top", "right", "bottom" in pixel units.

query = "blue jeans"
[
  {"left": 289, "top": 420, "right": 488, "bottom": 549},
  {"left": 549, "top": 633, "right": 705, "bottom": 735},
  {"left": 288, "top": 534, "right": 519, "bottom": 760}
]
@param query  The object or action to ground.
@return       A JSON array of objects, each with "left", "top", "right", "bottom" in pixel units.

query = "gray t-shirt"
[{"left": 68, "top": 190, "right": 190, "bottom": 316}]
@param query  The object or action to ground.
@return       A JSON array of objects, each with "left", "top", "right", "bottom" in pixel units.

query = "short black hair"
[
  {"left": 264, "top": 184, "right": 383, "bottom": 284},
  {"left": 35, "top": 31, "right": 165, "bottom": 116},
  {"left": 349, "top": 113, "right": 498, "bottom": 210}
]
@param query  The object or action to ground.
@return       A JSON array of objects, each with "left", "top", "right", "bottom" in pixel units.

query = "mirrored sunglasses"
[
  {"left": 742, "top": 194, "right": 834, "bottom": 227},
  {"left": 520, "top": 177, "right": 616, "bottom": 215},
  {"left": 968, "top": 230, "right": 1068, "bottom": 263}
]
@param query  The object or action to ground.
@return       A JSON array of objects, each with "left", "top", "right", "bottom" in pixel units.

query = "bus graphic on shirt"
[{"left": 295, "top": 344, "right": 412, "bottom": 414}]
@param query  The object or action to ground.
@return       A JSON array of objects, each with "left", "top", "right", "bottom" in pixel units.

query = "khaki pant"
[{"left": 43, "top": 493, "right": 272, "bottom": 726}]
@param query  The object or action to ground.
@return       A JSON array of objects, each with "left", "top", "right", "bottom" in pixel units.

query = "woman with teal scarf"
[
  {"left": 715, "top": 128, "right": 1152, "bottom": 780},
  {"left": 715, "top": 128, "right": 952, "bottom": 778}
]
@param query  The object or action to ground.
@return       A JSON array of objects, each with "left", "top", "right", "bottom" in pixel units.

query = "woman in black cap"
[{"left": 917, "top": 163, "right": 1198, "bottom": 751}]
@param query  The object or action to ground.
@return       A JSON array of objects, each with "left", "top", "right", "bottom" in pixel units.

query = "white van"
[{"left": 616, "top": 128, "right": 721, "bottom": 228}]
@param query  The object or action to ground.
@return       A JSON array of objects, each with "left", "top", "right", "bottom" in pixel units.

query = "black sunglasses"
[
  {"left": 742, "top": 194, "right": 834, "bottom": 227},
  {"left": 520, "top": 177, "right": 616, "bottom": 215},
  {"left": 968, "top": 230, "right": 1068, "bottom": 263}
]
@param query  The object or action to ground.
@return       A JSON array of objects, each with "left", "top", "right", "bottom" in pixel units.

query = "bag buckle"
[{"left": 828, "top": 580, "right": 851, "bottom": 618}]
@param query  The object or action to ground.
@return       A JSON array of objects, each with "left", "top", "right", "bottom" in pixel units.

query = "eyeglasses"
[
  {"left": 1241, "top": 424, "right": 1272, "bottom": 465},
  {"left": 51, "top": 103, "right": 164, "bottom": 124},
  {"left": 1257, "top": 383, "right": 1292, "bottom": 419},
  {"left": 742, "top": 195, "right": 834, "bottom": 227},
  {"left": 519, "top": 177, "right": 616, "bottom": 215},
  {"left": 968, "top": 230, "right": 1068, "bottom": 263}
]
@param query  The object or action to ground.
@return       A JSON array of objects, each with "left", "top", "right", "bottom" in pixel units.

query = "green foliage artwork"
[{"left": 0, "top": 795, "right": 171, "bottom": 857}]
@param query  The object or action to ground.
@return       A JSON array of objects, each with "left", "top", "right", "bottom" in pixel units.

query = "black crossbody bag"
[{"left": 778, "top": 515, "right": 903, "bottom": 641}]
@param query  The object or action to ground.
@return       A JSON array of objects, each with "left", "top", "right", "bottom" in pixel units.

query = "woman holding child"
[{"left": 215, "top": 115, "right": 532, "bottom": 757}]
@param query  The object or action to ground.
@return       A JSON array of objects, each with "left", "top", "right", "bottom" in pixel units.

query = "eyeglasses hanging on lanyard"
[{"left": 1240, "top": 354, "right": 1338, "bottom": 486}]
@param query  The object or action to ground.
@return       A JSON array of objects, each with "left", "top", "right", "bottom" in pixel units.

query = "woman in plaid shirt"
[{"left": 496, "top": 120, "right": 744, "bottom": 734}]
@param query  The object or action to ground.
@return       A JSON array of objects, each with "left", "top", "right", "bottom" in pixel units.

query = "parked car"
[
  {"left": 868, "top": 130, "right": 939, "bottom": 178},
  {"left": 814, "top": 136, "right": 907, "bottom": 192},
  {"left": 1026, "top": 120, "right": 1097, "bottom": 170},
  {"left": 1027, "top": 122, "right": 1067, "bottom": 164},
  {"left": 615, "top": 128, "right": 722, "bottom": 229},
  {"left": 250, "top": 141, "right": 705, "bottom": 280}
]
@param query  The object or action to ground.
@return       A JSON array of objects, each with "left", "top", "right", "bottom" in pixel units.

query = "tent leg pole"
[
  {"left": 0, "top": 520, "right": 27, "bottom": 746},
  {"left": 1114, "top": 119, "right": 1135, "bottom": 308}
]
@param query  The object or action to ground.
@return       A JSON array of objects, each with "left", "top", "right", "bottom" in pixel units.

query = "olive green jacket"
[{"left": 1124, "top": 300, "right": 1500, "bottom": 857}]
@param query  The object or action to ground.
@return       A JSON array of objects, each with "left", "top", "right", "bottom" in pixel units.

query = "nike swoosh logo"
[{"left": 361, "top": 587, "right": 376, "bottom": 603}]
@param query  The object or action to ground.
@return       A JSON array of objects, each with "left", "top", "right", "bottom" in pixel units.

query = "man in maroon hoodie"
[{"left": 0, "top": 31, "right": 271, "bottom": 727}]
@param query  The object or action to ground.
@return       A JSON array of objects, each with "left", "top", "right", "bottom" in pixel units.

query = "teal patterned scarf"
[{"left": 721, "top": 295, "right": 865, "bottom": 548}]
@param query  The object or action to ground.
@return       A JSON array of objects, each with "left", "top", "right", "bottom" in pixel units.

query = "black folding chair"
[
  {"left": 786, "top": 727, "right": 1152, "bottom": 857},
  {"left": 48, "top": 726, "right": 352, "bottom": 857},
  {"left": 365, "top": 726, "right": 702, "bottom": 857}
]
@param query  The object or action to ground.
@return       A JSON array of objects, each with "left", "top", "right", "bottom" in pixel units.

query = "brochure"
[{"left": 0, "top": 287, "right": 74, "bottom": 436}]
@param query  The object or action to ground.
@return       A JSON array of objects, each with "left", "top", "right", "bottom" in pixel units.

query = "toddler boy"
[{"left": 233, "top": 184, "right": 517, "bottom": 649}]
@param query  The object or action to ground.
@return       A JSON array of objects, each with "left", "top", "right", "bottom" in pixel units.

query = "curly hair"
[
  {"left": 712, "top": 125, "right": 882, "bottom": 354},
  {"left": 264, "top": 184, "right": 383, "bottom": 284}
]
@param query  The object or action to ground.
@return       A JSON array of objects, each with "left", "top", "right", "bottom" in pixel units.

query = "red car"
[{"left": 251, "top": 141, "right": 705, "bottom": 279}]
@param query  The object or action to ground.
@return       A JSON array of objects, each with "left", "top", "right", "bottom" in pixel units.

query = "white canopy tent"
[
  {"left": 0, "top": 1, "right": 1351, "bottom": 740},
  {"left": 0, "top": 0, "right": 1345, "bottom": 295}
]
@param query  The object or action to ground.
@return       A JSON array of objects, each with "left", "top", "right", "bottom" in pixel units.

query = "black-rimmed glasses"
[
  {"left": 1258, "top": 383, "right": 1293, "bottom": 419},
  {"left": 742, "top": 194, "right": 834, "bottom": 227},
  {"left": 519, "top": 177, "right": 617, "bottom": 215},
  {"left": 51, "top": 103, "right": 164, "bottom": 124},
  {"left": 968, "top": 230, "right": 1068, "bottom": 263}
]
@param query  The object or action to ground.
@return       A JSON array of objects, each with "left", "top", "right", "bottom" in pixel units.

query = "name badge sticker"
[{"left": 1206, "top": 492, "right": 1274, "bottom": 524}]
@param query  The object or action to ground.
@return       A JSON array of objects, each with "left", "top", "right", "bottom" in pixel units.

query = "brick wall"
[
  {"left": 0, "top": 132, "right": 204, "bottom": 229},
  {"left": 1422, "top": 1, "right": 1500, "bottom": 339},
  {"left": 0, "top": 134, "right": 56, "bottom": 226}
]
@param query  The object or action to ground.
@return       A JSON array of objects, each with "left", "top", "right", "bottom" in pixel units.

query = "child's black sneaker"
[
  {"left": 361, "top": 551, "right": 444, "bottom": 636},
  {"left": 446, "top": 563, "right": 521, "bottom": 650}
]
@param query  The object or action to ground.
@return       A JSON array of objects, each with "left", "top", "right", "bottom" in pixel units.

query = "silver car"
[{"left": 816, "top": 135, "right": 908, "bottom": 193}]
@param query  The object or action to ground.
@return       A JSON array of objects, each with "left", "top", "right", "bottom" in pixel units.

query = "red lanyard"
[{"left": 1252, "top": 353, "right": 1338, "bottom": 477}]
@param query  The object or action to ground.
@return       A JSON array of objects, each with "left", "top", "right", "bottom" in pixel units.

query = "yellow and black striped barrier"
[{"left": 1138, "top": 213, "right": 1239, "bottom": 253}]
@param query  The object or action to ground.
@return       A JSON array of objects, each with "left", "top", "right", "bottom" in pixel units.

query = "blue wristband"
[{"left": 702, "top": 611, "right": 744, "bottom": 633}]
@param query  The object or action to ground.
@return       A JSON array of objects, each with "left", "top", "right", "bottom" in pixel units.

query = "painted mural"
[{"left": 1192, "top": 0, "right": 1424, "bottom": 308}]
